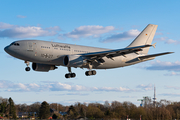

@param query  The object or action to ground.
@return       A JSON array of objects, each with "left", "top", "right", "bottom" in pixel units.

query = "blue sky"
[{"left": 0, "top": 0, "right": 180, "bottom": 106}]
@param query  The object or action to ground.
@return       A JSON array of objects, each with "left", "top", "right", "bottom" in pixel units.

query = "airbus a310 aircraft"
[{"left": 4, "top": 24, "right": 173, "bottom": 78}]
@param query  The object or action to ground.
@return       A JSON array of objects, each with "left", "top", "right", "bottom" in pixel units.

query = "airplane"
[{"left": 4, "top": 24, "right": 173, "bottom": 78}]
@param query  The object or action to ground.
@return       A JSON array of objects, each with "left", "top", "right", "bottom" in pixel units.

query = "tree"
[
  {"left": 0, "top": 98, "right": 8, "bottom": 117},
  {"left": 29, "top": 102, "right": 41, "bottom": 117},
  {"left": 67, "top": 105, "right": 79, "bottom": 119},
  {"left": 104, "top": 101, "right": 110, "bottom": 108},
  {"left": 52, "top": 114, "right": 58, "bottom": 119},
  {"left": 86, "top": 104, "right": 104, "bottom": 118},
  {"left": 38, "top": 101, "right": 51, "bottom": 119},
  {"left": 8, "top": 97, "right": 16, "bottom": 119}
]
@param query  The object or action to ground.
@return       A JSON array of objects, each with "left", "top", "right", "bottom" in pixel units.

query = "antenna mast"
[{"left": 152, "top": 84, "right": 156, "bottom": 107}]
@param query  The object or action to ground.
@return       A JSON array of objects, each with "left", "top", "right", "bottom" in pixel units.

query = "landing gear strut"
[
  {"left": 65, "top": 67, "right": 76, "bottom": 78},
  {"left": 25, "top": 61, "right": 30, "bottom": 71}
]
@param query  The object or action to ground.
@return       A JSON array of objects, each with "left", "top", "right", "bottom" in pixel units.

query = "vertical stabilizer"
[{"left": 127, "top": 24, "right": 158, "bottom": 54}]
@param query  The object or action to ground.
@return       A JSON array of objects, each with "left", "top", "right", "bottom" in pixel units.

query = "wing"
[
  {"left": 138, "top": 52, "right": 174, "bottom": 60},
  {"left": 125, "top": 52, "right": 174, "bottom": 64},
  {"left": 80, "top": 44, "right": 153, "bottom": 62}
]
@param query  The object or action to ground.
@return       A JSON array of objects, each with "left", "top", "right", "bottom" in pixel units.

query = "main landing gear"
[
  {"left": 85, "top": 70, "right": 96, "bottom": 76},
  {"left": 65, "top": 67, "right": 97, "bottom": 78},
  {"left": 85, "top": 63, "right": 96, "bottom": 76},
  {"left": 65, "top": 67, "right": 76, "bottom": 78},
  {"left": 65, "top": 64, "right": 97, "bottom": 78},
  {"left": 25, "top": 61, "right": 31, "bottom": 71}
]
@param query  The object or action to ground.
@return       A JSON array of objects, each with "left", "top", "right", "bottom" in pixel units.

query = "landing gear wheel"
[
  {"left": 85, "top": 70, "right": 96, "bottom": 76},
  {"left": 92, "top": 70, "right": 96, "bottom": 75},
  {"left": 88, "top": 71, "right": 92, "bottom": 75},
  {"left": 25, "top": 67, "right": 31, "bottom": 71},
  {"left": 65, "top": 73, "right": 76, "bottom": 78},
  {"left": 25, "top": 61, "right": 30, "bottom": 72},
  {"left": 65, "top": 73, "right": 71, "bottom": 78},
  {"left": 85, "top": 71, "right": 89, "bottom": 76},
  {"left": 71, "top": 73, "right": 76, "bottom": 78}
]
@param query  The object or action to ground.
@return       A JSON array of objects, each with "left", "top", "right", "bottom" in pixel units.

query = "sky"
[{"left": 0, "top": 0, "right": 180, "bottom": 106}]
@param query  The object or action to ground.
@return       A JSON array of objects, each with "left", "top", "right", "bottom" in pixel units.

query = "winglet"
[{"left": 152, "top": 43, "right": 156, "bottom": 48}]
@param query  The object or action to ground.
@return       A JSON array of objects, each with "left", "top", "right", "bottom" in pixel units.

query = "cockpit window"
[
  {"left": 14, "top": 43, "right": 20, "bottom": 46},
  {"left": 10, "top": 42, "right": 15, "bottom": 45},
  {"left": 10, "top": 42, "right": 20, "bottom": 46}
]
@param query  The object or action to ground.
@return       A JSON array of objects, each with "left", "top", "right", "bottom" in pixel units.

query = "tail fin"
[{"left": 127, "top": 24, "right": 158, "bottom": 54}]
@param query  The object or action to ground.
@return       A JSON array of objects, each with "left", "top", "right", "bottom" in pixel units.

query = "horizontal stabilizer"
[
  {"left": 138, "top": 52, "right": 174, "bottom": 60},
  {"left": 152, "top": 43, "right": 156, "bottom": 48}
]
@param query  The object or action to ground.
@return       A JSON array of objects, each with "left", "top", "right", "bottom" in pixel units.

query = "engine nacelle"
[
  {"left": 63, "top": 55, "right": 87, "bottom": 67},
  {"left": 32, "top": 63, "right": 57, "bottom": 72}
]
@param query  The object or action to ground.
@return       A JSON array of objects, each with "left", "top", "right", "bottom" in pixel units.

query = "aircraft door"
[
  {"left": 33, "top": 42, "right": 37, "bottom": 57},
  {"left": 27, "top": 42, "right": 33, "bottom": 51},
  {"left": 27, "top": 41, "right": 38, "bottom": 59}
]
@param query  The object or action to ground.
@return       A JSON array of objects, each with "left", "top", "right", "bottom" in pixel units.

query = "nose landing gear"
[
  {"left": 25, "top": 67, "right": 31, "bottom": 71},
  {"left": 25, "top": 61, "right": 31, "bottom": 71}
]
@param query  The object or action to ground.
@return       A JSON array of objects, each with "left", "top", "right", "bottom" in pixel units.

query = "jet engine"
[
  {"left": 32, "top": 63, "right": 57, "bottom": 72},
  {"left": 63, "top": 55, "right": 87, "bottom": 67}
]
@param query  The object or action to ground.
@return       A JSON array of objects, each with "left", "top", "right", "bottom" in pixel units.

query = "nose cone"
[
  {"left": 4, "top": 46, "right": 9, "bottom": 53},
  {"left": 4, "top": 45, "right": 13, "bottom": 56},
  {"left": 4, "top": 44, "right": 22, "bottom": 60}
]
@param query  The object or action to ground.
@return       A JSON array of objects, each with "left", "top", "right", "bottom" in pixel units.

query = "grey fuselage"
[{"left": 4, "top": 40, "right": 153, "bottom": 69}]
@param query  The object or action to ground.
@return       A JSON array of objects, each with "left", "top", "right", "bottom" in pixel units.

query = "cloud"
[
  {"left": 145, "top": 60, "right": 180, "bottom": 72},
  {"left": 139, "top": 61, "right": 180, "bottom": 76},
  {"left": 153, "top": 37, "right": 180, "bottom": 45},
  {"left": 159, "top": 93, "right": 180, "bottom": 97},
  {"left": 0, "top": 22, "right": 15, "bottom": 29},
  {"left": 17, "top": 15, "right": 26, "bottom": 18},
  {"left": 0, "top": 22, "right": 60, "bottom": 38},
  {"left": 45, "top": 26, "right": 61, "bottom": 31},
  {"left": 49, "top": 82, "right": 133, "bottom": 92},
  {"left": 154, "top": 37, "right": 168, "bottom": 41},
  {"left": 136, "top": 84, "right": 153, "bottom": 91},
  {"left": 164, "top": 86, "right": 180, "bottom": 90},
  {"left": 164, "top": 72, "right": 180, "bottom": 76},
  {"left": 120, "top": 96, "right": 137, "bottom": 98},
  {"left": 0, "top": 80, "right": 44, "bottom": 92},
  {"left": 165, "top": 39, "right": 180, "bottom": 44},
  {"left": 102, "top": 29, "right": 140, "bottom": 43},
  {"left": 62, "top": 25, "right": 115, "bottom": 39},
  {"left": 0, "top": 80, "right": 135, "bottom": 92},
  {"left": 56, "top": 93, "right": 89, "bottom": 96},
  {"left": 0, "top": 80, "right": 14, "bottom": 89},
  {"left": 97, "top": 87, "right": 133, "bottom": 92},
  {"left": 155, "top": 32, "right": 163, "bottom": 35},
  {"left": 66, "top": 93, "right": 89, "bottom": 96}
]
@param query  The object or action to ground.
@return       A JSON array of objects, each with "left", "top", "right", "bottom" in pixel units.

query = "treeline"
[{"left": 1, "top": 97, "right": 180, "bottom": 119}]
